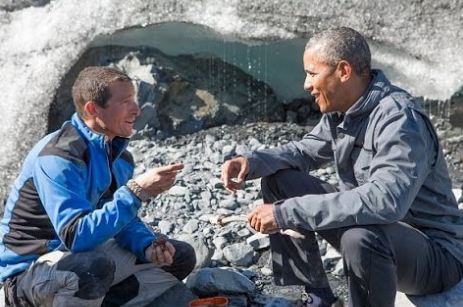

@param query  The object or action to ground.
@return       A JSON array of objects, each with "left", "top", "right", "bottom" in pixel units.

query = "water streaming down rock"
[{"left": 1, "top": 0, "right": 463, "bottom": 208}]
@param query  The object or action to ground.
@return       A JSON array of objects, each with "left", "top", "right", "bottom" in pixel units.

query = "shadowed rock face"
[
  {"left": 1, "top": 0, "right": 462, "bottom": 202},
  {"left": 48, "top": 46, "right": 284, "bottom": 137}
]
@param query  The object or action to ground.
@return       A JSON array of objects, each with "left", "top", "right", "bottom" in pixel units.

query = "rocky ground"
[
  {"left": 131, "top": 120, "right": 347, "bottom": 306},
  {"left": 129, "top": 116, "right": 463, "bottom": 306}
]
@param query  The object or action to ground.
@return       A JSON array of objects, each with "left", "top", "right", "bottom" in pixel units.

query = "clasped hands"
[{"left": 144, "top": 236, "right": 176, "bottom": 266}]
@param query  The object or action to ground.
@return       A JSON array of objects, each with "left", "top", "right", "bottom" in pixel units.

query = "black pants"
[{"left": 262, "top": 169, "right": 463, "bottom": 307}]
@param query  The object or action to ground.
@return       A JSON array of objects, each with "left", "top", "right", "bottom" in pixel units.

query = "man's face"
[
  {"left": 303, "top": 50, "right": 345, "bottom": 113},
  {"left": 95, "top": 81, "right": 140, "bottom": 139}
]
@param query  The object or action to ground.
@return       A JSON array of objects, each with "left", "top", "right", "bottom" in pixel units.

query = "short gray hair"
[{"left": 305, "top": 27, "right": 371, "bottom": 75}]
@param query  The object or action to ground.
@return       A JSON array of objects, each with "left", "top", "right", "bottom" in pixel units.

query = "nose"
[
  {"left": 304, "top": 75, "right": 313, "bottom": 92},
  {"left": 132, "top": 100, "right": 141, "bottom": 117}
]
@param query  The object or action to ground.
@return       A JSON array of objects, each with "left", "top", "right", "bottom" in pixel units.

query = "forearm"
[{"left": 63, "top": 187, "right": 142, "bottom": 252}]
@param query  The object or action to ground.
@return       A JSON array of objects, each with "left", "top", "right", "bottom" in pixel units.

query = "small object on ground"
[
  {"left": 189, "top": 295, "right": 229, "bottom": 307},
  {"left": 212, "top": 215, "right": 306, "bottom": 239}
]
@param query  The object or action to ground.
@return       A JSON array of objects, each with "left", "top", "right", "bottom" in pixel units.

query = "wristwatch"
[{"left": 126, "top": 179, "right": 151, "bottom": 202}]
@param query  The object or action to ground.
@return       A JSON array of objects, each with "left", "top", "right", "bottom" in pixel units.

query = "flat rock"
[
  {"left": 223, "top": 242, "right": 254, "bottom": 266},
  {"left": 183, "top": 219, "right": 199, "bottom": 234},
  {"left": 186, "top": 268, "right": 256, "bottom": 296},
  {"left": 246, "top": 233, "right": 270, "bottom": 250}
]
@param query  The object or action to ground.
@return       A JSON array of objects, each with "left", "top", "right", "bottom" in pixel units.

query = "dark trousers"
[{"left": 262, "top": 169, "right": 463, "bottom": 307}]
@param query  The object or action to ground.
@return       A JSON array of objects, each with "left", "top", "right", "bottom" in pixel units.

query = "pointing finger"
[{"left": 156, "top": 163, "right": 184, "bottom": 174}]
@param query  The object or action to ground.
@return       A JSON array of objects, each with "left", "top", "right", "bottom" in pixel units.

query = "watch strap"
[{"left": 126, "top": 179, "right": 151, "bottom": 202}]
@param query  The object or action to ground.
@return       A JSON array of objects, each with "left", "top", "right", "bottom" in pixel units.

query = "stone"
[
  {"left": 325, "top": 166, "right": 335, "bottom": 174},
  {"left": 453, "top": 189, "right": 462, "bottom": 203},
  {"left": 237, "top": 228, "right": 251, "bottom": 237},
  {"left": 158, "top": 220, "right": 174, "bottom": 234},
  {"left": 200, "top": 190, "right": 212, "bottom": 201},
  {"left": 186, "top": 268, "right": 256, "bottom": 296},
  {"left": 246, "top": 233, "right": 270, "bottom": 250},
  {"left": 213, "top": 236, "right": 228, "bottom": 249},
  {"left": 322, "top": 245, "right": 342, "bottom": 267},
  {"left": 223, "top": 242, "right": 254, "bottom": 266},
  {"left": 219, "top": 198, "right": 239, "bottom": 210},
  {"left": 183, "top": 219, "right": 199, "bottom": 234},
  {"left": 261, "top": 267, "right": 273, "bottom": 276},
  {"left": 262, "top": 285, "right": 305, "bottom": 304},
  {"left": 168, "top": 186, "right": 188, "bottom": 196},
  {"left": 332, "top": 259, "right": 344, "bottom": 276},
  {"left": 211, "top": 249, "right": 224, "bottom": 262},
  {"left": 216, "top": 208, "right": 235, "bottom": 216},
  {"left": 222, "top": 144, "right": 236, "bottom": 159},
  {"left": 175, "top": 234, "right": 213, "bottom": 269},
  {"left": 210, "top": 178, "right": 224, "bottom": 189}
]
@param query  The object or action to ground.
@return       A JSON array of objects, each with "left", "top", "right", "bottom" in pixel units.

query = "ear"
[
  {"left": 83, "top": 101, "right": 97, "bottom": 118},
  {"left": 337, "top": 60, "right": 352, "bottom": 82}
]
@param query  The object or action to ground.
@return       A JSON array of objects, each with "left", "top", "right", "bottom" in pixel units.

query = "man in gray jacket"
[{"left": 221, "top": 27, "right": 463, "bottom": 307}]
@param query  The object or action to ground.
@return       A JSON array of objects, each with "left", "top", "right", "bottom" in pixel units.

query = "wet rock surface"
[{"left": 49, "top": 47, "right": 286, "bottom": 136}]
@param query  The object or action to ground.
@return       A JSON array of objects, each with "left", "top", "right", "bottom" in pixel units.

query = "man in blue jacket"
[
  {"left": 222, "top": 27, "right": 463, "bottom": 307},
  {"left": 1, "top": 66, "right": 196, "bottom": 306}
]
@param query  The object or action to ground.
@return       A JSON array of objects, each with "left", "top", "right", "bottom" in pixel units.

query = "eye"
[{"left": 306, "top": 72, "right": 316, "bottom": 78}]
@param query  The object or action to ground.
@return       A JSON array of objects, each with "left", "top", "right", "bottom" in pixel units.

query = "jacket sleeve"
[
  {"left": 115, "top": 217, "right": 156, "bottom": 262},
  {"left": 274, "top": 108, "right": 436, "bottom": 231},
  {"left": 244, "top": 115, "right": 334, "bottom": 180},
  {"left": 33, "top": 155, "right": 141, "bottom": 252}
]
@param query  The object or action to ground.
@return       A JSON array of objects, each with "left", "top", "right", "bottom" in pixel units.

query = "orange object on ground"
[{"left": 188, "top": 295, "right": 229, "bottom": 307}]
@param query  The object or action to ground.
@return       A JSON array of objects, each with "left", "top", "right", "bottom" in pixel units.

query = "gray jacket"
[{"left": 245, "top": 70, "right": 463, "bottom": 263}]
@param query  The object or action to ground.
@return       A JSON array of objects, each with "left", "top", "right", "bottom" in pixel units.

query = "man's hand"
[
  {"left": 144, "top": 240, "right": 176, "bottom": 266},
  {"left": 135, "top": 163, "right": 184, "bottom": 197},
  {"left": 221, "top": 156, "right": 249, "bottom": 193},
  {"left": 248, "top": 204, "right": 279, "bottom": 234}
]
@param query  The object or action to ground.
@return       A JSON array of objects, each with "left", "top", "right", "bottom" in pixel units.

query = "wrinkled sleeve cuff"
[{"left": 273, "top": 200, "right": 288, "bottom": 229}]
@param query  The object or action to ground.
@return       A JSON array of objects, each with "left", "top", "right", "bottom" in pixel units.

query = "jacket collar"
[
  {"left": 70, "top": 113, "right": 130, "bottom": 160},
  {"left": 336, "top": 69, "right": 391, "bottom": 130}
]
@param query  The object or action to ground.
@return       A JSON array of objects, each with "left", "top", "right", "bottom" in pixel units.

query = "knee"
[
  {"left": 261, "top": 169, "right": 291, "bottom": 189},
  {"left": 172, "top": 240, "right": 196, "bottom": 274},
  {"left": 57, "top": 250, "right": 115, "bottom": 299},
  {"left": 340, "top": 226, "right": 391, "bottom": 269},
  {"left": 261, "top": 169, "right": 297, "bottom": 201}
]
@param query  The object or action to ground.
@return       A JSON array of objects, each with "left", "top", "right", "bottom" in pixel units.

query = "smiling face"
[
  {"left": 303, "top": 49, "right": 348, "bottom": 113},
  {"left": 93, "top": 80, "right": 140, "bottom": 139}
]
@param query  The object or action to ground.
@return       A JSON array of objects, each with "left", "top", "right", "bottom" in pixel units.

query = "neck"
[
  {"left": 83, "top": 116, "right": 114, "bottom": 141},
  {"left": 341, "top": 73, "right": 372, "bottom": 113}
]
